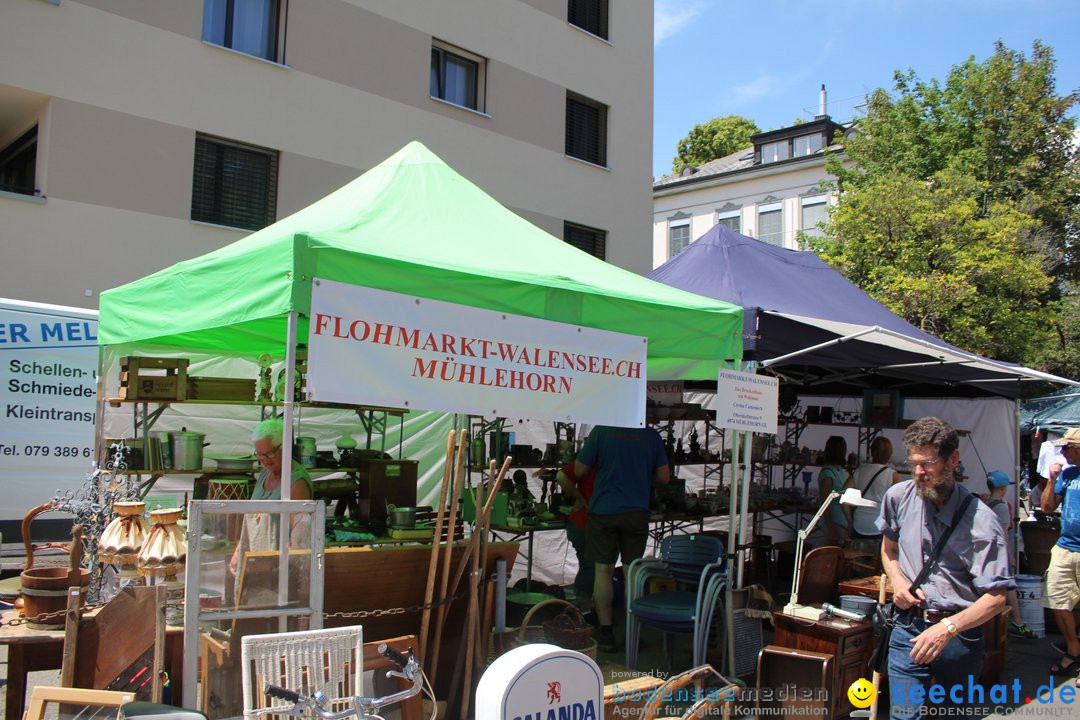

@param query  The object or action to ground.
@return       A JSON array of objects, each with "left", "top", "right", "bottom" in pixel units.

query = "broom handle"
[
  {"left": 419, "top": 429, "right": 455, "bottom": 659},
  {"left": 869, "top": 573, "right": 888, "bottom": 720},
  {"left": 429, "top": 430, "right": 468, "bottom": 684}
]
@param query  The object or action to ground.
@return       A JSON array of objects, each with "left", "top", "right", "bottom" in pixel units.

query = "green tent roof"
[{"left": 99, "top": 141, "right": 742, "bottom": 380}]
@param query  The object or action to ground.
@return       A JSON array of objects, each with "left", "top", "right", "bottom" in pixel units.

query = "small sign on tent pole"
[{"left": 713, "top": 369, "right": 779, "bottom": 435}]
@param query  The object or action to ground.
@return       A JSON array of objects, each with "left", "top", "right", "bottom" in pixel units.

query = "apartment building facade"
[
  {"left": 652, "top": 115, "right": 848, "bottom": 267},
  {"left": 0, "top": 0, "right": 653, "bottom": 308}
]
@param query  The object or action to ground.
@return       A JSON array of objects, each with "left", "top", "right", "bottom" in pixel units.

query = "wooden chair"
[
  {"left": 796, "top": 545, "right": 846, "bottom": 606},
  {"left": 24, "top": 687, "right": 136, "bottom": 720}
]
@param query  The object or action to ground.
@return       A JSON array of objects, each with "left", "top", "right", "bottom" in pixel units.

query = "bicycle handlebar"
[
  {"left": 258, "top": 652, "right": 424, "bottom": 720},
  {"left": 377, "top": 643, "right": 409, "bottom": 670}
]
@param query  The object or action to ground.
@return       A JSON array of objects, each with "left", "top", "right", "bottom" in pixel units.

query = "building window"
[
  {"left": 0, "top": 125, "right": 37, "bottom": 196},
  {"left": 568, "top": 0, "right": 608, "bottom": 40},
  {"left": 430, "top": 41, "right": 485, "bottom": 112},
  {"left": 801, "top": 197, "right": 828, "bottom": 238},
  {"left": 669, "top": 223, "right": 690, "bottom": 258},
  {"left": 760, "top": 140, "right": 789, "bottom": 164},
  {"left": 203, "top": 0, "right": 284, "bottom": 62},
  {"left": 566, "top": 93, "right": 607, "bottom": 167},
  {"left": 793, "top": 133, "right": 824, "bottom": 157},
  {"left": 192, "top": 134, "right": 279, "bottom": 231},
  {"left": 564, "top": 221, "right": 606, "bottom": 260},
  {"left": 716, "top": 212, "right": 741, "bottom": 233},
  {"left": 757, "top": 204, "right": 783, "bottom": 246}
]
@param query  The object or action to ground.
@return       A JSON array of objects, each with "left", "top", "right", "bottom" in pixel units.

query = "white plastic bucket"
[{"left": 1015, "top": 574, "right": 1045, "bottom": 638}]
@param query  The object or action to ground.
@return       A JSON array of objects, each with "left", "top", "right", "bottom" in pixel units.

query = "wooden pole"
[
  {"left": 869, "top": 574, "right": 888, "bottom": 720},
  {"left": 429, "top": 430, "right": 468, "bottom": 684},
  {"left": 443, "top": 457, "right": 512, "bottom": 607},
  {"left": 459, "top": 501, "right": 484, "bottom": 720},
  {"left": 419, "top": 429, "right": 455, "bottom": 659}
]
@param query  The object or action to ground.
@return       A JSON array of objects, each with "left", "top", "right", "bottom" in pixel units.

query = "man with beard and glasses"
[{"left": 877, "top": 416, "right": 1012, "bottom": 720}]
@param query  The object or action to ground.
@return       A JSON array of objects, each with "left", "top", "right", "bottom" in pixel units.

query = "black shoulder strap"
[
  {"left": 864, "top": 466, "right": 890, "bottom": 496},
  {"left": 910, "top": 494, "right": 976, "bottom": 594}
]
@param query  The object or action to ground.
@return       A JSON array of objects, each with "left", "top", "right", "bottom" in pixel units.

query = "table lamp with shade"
[{"left": 783, "top": 487, "right": 878, "bottom": 620}]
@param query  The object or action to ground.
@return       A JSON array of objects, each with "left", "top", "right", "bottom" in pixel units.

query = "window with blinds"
[
  {"left": 0, "top": 125, "right": 37, "bottom": 196},
  {"left": 191, "top": 134, "right": 279, "bottom": 231},
  {"left": 564, "top": 221, "right": 607, "bottom": 260},
  {"left": 566, "top": 93, "right": 607, "bottom": 167},
  {"left": 669, "top": 224, "right": 690, "bottom": 258},
  {"left": 716, "top": 214, "right": 741, "bottom": 233},
  {"left": 801, "top": 198, "right": 828, "bottom": 237},
  {"left": 757, "top": 207, "right": 783, "bottom": 246},
  {"left": 568, "top": 0, "right": 609, "bottom": 40}
]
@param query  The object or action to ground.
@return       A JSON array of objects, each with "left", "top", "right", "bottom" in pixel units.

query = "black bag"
[
  {"left": 868, "top": 494, "right": 975, "bottom": 676},
  {"left": 868, "top": 601, "right": 898, "bottom": 673}
]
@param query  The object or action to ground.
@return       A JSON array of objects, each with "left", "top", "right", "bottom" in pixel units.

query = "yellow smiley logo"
[{"left": 847, "top": 678, "right": 876, "bottom": 709}]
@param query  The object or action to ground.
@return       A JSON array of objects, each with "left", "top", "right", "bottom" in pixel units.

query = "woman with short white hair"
[{"left": 228, "top": 416, "right": 313, "bottom": 578}]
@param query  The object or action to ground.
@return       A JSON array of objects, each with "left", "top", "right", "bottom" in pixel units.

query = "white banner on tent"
[
  {"left": 713, "top": 368, "right": 779, "bottom": 434},
  {"left": 307, "top": 279, "right": 647, "bottom": 425}
]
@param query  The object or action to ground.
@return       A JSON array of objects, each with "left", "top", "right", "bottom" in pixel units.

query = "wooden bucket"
[{"left": 20, "top": 567, "right": 91, "bottom": 629}]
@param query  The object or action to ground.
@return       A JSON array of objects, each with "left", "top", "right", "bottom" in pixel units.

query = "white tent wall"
[{"left": 752, "top": 395, "right": 1020, "bottom": 550}]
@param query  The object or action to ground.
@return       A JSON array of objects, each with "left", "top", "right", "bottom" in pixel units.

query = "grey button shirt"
[{"left": 876, "top": 479, "right": 1014, "bottom": 611}]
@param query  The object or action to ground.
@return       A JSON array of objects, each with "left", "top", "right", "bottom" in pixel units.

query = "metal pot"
[
  {"left": 387, "top": 505, "right": 417, "bottom": 528},
  {"left": 207, "top": 454, "right": 257, "bottom": 472},
  {"left": 171, "top": 431, "right": 207, "bottom": 471}
]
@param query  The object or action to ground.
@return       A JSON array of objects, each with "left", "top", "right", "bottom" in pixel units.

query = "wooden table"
[
  {"left": 0, "top": 611, "right": 183, "bottom": 720},
  {"left": 772, "top": 610, "right": 873, "bottom": 719},
  {"left": 835, "top": 574, "right": 1008, "bottom": 684}
]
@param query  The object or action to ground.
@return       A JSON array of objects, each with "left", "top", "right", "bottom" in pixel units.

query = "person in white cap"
[
  {"left": 984, "top": 470, "right": 1036, "bottom": 639},
  {"left": 1041, "top": 427, "right": 1080, "bottom": 676}
]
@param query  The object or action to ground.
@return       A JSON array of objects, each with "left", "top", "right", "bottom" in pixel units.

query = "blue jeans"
[
  {"left": 887, "top": 613, "right": 984, "bottom": 720},
  {"left": 566, "top": 523, "right": 594, "bottom": 599}
]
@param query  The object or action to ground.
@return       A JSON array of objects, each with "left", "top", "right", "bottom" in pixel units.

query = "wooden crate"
[
  {"left": 186, "top": 376, "right": 256, "bottom": 401},
  {"left": 118, "top": 356, "right": 188, "bottom": 401}
]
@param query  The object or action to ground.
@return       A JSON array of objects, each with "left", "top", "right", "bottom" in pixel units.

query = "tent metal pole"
[
  {"left": 759, "top": 327, "right": 880, "bottom": 368},
  {"left": 725, "top": 427, "right": 739, "bottom": 678},
  {"left": 277, "top": 310, "right": 299, "bottom": 631}
]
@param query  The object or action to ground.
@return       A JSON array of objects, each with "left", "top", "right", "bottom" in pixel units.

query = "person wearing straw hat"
[{"left": 1041, "top": 427, "right": 1080, "bottom": 676}]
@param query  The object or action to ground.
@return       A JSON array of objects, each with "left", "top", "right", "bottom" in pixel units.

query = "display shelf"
[{"left": 107, "top": 397, "right": 408, "bottom": 416}]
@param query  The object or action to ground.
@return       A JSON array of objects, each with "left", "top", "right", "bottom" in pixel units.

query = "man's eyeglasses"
[
  {"left": 908, "top": 457, "right": 944, "bottom": 471},
  {"left": 255, "top": 445, "right": 281, "bottom": 461}
]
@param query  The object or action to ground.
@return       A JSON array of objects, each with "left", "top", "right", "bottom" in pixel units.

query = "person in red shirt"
[{"left": 556, "top": 457, "right": 596, "bottom": 616}]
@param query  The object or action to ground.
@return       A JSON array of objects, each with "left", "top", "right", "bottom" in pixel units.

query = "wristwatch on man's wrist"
[{"left": 941, "top": 617, "right": 959, "bottom": 636}]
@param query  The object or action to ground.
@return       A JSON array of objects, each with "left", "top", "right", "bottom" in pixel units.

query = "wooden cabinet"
[{"left": 772, "top": 611, "right": 873, "bottom": 719}]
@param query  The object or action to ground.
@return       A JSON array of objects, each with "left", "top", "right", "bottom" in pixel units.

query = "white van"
[{"left": 0, "top": 297, "right": 98, "bottom": 557}]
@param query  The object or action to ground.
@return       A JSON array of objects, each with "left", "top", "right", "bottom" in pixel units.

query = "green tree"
[
  {"left": 810, "top": 41, "right": 1080, "bottom": 376},
  {"left": 672, "top": 115, "right": 759, "bottom": 173}
]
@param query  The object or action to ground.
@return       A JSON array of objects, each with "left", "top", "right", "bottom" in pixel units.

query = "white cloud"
[
  {"left": 728, "top": 74, "right": 783, "bottom": 106},
  {"left": 655, "top": 0, "right": 705, "bottom": 45}
]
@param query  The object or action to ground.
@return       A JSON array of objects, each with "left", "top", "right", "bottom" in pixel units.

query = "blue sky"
[{"left": 653, "top": 0, "right": 1080, "bottom": 178}]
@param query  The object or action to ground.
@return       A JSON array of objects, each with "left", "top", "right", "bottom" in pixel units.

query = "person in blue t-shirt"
[
  {"left": 575, "top": 425, "right": 670, "bottom": 651},
  {"left": 1041, "top": 428, "right": 1080, "bottom": 676}
]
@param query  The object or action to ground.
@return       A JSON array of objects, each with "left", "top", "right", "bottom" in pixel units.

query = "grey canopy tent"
[{"left": 648, "top": 224, "right": 1073, "bottom": 395}]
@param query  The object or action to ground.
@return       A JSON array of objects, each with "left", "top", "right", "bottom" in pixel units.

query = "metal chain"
[
  {"left": 1, "top": 597, "right": 109, "bottom": 627},
  {"left": 323, "top": 587, "right": 467, "bottom": 619}
]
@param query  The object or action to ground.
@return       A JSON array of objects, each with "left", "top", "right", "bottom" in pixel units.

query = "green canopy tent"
[
  {"left": 99, "top": 142, "right": 745, "bottom": 689},
  {"left": 99, "top": 141, "right": 742, "bottom": 379}
]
